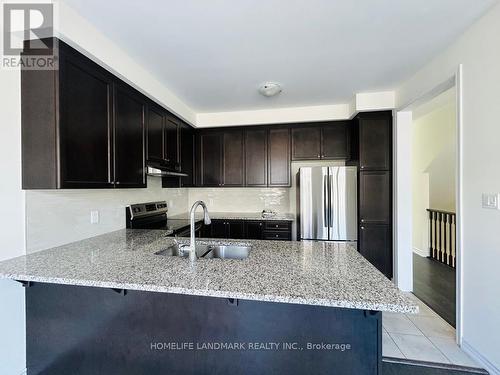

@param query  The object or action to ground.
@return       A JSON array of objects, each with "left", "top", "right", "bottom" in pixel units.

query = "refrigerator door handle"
[
  {"left": 329, "top": 174, "right": 334, "bottom": 231},
  {"left": 323, "top": 175, "right": 328, "bottom": 224}
]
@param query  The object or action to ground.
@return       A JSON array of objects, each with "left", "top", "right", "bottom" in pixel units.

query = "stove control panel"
[{"left": 128, "top": 201, "right": 168, "bottom": 219}]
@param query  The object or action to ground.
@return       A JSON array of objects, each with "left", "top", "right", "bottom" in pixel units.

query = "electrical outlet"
[
  {"left": 90, "top": 210, "right": 99, "bottom": 224},
  {"left": 482, "top": 193, "right": 500, "bottom": 209}
]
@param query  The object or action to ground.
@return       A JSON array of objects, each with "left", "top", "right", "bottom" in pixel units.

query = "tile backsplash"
[
  {"left": 25, "top": 177, "right": 187, "bottom": 253},
  {"left": 187, "top": 188, "right": 290, "bottom": 213}
]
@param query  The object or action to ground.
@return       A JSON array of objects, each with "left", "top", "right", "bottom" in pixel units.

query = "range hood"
[{"left": 146, "top": 158, "right": 188, "bottom": 177}]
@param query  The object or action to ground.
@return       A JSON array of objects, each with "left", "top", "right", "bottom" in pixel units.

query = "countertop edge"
[{"left": 0, "top": 273, "right": 418, "bottom": 314}]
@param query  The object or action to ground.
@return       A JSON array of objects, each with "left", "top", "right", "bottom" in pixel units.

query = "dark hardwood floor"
[{"left": 413, "top": 253, "right": 456, "bottom": 327}]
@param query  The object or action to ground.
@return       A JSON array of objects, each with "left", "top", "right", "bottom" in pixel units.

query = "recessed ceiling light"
[{"left": 259, "top": 82, "right": 282, "bottom": 97}]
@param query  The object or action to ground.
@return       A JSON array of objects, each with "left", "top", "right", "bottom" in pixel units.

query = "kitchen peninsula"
[{"left": 0, "top": 229, "right": 416, "bottom": 374}]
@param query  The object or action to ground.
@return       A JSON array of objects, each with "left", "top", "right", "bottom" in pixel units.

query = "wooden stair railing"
[{"left": 427, "top": 209, "right": 456, "bottom": 268}]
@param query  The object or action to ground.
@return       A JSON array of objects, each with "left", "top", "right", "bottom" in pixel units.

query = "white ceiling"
[{"left": 64, "top": 0, "right": 497, "bottom": 113}]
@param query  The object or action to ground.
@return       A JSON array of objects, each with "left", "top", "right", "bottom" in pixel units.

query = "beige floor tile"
[
  {"left": 383, "top": 313, "right": 423, "bottom": 335},
  {"left": 407, "top": 315, "right": 455, "bottom": 339},
  {"left": 390, "top": 333, "right": 450, "bottom": 364},
  {"left": 408, "top": 297, "right": 439, "bottom": 317},
  {"left": 428, "top": 337, "right": 480, "bottom": 368},
  {"left": 383, "top": 331, "right": 405, "bottom": 358}
]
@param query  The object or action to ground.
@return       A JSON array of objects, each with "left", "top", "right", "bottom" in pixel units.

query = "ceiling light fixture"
[{"left": 258, "top": 82, "right": 282, "bottom": 97}]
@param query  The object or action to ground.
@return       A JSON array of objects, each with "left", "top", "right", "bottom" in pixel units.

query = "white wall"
[
  {"left": 53, "top": 0, "right": 196, "bottom": 125},
  {"left": 412, "top": 96, "right": 456, "bottom": 254},
  {"left": 26, "top": 178, "right": 187, "bottom": 253},
  {"left": 0, "top": 65, "right": 26, "bottom": 374},
  {"left": 397, "top": 3, "right": 500, "bottom": 372}
]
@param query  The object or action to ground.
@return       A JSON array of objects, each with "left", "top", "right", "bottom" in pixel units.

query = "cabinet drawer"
[
  {"left": 263, "top": 231, "right": 291, "bottom": 241},
  {"left": 264, "top": 221, "right": 291, "bottom": 231}
]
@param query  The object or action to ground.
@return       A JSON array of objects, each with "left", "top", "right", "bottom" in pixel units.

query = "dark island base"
[{"left": 26, "top": 283, "right": 382, "bottom": 375}]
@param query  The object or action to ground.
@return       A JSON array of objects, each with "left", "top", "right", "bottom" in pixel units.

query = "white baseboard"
[
  {"left": 462, "top": 339, "right": 500, "bottom": 375},
  {"left": 412, "top": 247, "right": 429, "bottom": 258}
]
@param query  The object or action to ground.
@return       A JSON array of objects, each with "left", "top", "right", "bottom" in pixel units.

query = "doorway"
[
  {"left": 411, "top": 88, "right": 457, "bottom": 327},
  {"left": 394, "top": 67, "right": 463, "bottom": 345}
]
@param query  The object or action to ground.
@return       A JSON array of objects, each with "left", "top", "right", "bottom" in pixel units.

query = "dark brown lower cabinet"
[
  {"left": 359, "top": 171, "right": 391, "bottom": 224},
  {"left": 245, "top": 221, "right": 264, "bottom": 239},
  {"left": 227, "top": 221, "right": 245, "bottom": 239},
  {"left": 359, "top": 224, "right": 392, "bottom": 279},
  {"left": 210, "top": 220, "right": 227, "bottom": 238},
  {"left": 209, "top": 220, "right": 245, "bottom": 239},
  {"left": 205, "top": 220, "right": 292, "bottom": 241}
]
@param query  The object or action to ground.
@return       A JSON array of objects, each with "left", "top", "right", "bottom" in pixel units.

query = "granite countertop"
[
  {"left": 169, "top": 212, "right": 295, "bottom": 221},
  {"left": 0, "top": 229, "right": 417, "bottom": 313}
]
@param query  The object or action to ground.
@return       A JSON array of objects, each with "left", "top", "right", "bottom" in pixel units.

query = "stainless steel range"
[{"left": 125, "top": 201, "right": 202, "bottom": 237}]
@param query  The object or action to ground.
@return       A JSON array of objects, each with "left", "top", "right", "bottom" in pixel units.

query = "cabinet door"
[
  {"left": 199, "top": 132, "right": 223, "bottom": 186},
  {"left": 227, "top": 220, "right": 245, "bottom": 239},
  {"left": 164, "top": 115, "right": 179, "bottom": 164},
  {"left": 223, "top": 130, "right": 244, "bottom": 186},
  {"left": 359, "top": 171, "right": 391, "bottom": 224},
  {"left": 113, "top": 84, "right": 146, "bottom": 188},
  {"left": 245, "top": 221, "right": 264, "bottom": 239},
  {"left": 59, "top": 55, "right": 113, "bottom": 188},
  {"left": 359, "top": 116, "right": 391, "bottom": 170},
  {"left": 268, "top": 128, "right": 291, "bottom": 186},
  {"left": 180, "top": 124, "right": 194, "bottom": 187},
  {"left": 322, "top": 121, "right": 350, "bottom": 159},
  {"left": 291, "top": 127, "right": 321, "bottom": 160},
  {"left": 201, "top": 224, "right": 212, "bottom": 238},
  {"left": 245, "top": 129, "right": 268, "bottom": 186},
  {"left": 359, "top": 224, "right": 392, "bottom": 279},
  {"left": 146, "top": 105, "right": 164, "bottom": 162},
  {"left": 211, "top": 220, "right": 227, "bottom": 238}
]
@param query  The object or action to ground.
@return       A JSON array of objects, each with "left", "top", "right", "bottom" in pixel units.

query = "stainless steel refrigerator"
[{"left": 298, "top": 166, "right": 357, "bottom": 241}]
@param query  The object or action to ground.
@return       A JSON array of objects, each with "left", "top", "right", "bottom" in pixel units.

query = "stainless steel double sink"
[{"left": 155, "top": 241, "right": 251, "bottom": 260}]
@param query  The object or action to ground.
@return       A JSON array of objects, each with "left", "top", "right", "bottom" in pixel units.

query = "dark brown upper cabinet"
[
  {"left": 161, "top": 115, "right": 181, "bottom": 187},
  {"left": 291, "top": 126, "right": 322, "bottom": 160},
  {"left": 113, "top": 84, "right": 146, "bottom": 188},
  {"left": 164, "top": 115, "right": 180, "bottom": 165},
  {"left": 291, "top": 122, "right": 350, "bottom": 161},
  {"left": 146, "top": 105, "right": 164, "bottom": 162},
  {"left": 58, "top": 51, "right": 114, "bottom": 188},
  {"left": 358, "top": 113, "right": 392, "bottom": 171},
  {"left": 179, "top": 123, "right": 195, "bottom": 187},
  {"left": 198, "top": 132, "right": 223, "bottom": 187},
  {"left": 245, "top": 128, "right": 268, "bottom": 186},
  {"left": 223, "top": 130, "right": 245, "bottom": 186},
  {"left": 268, "top": 128, "right": 291, "bottom": 187},
  {"left": 322, "top": 121, "right": 350, "bottom": 159},
  {"left": 21, "top": 38, "right": 146, "bottom": 189}
]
